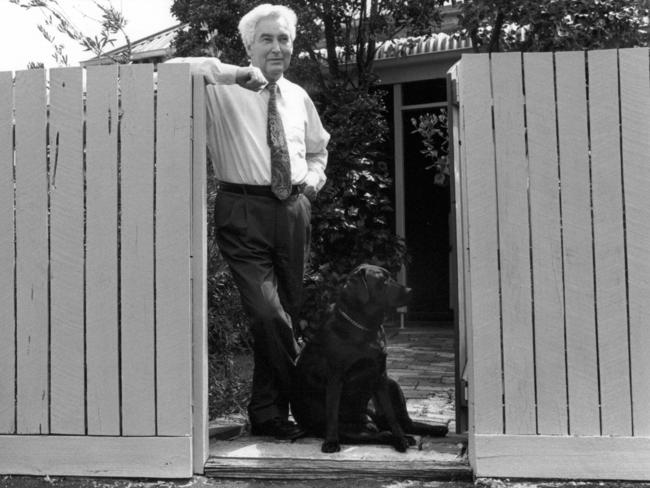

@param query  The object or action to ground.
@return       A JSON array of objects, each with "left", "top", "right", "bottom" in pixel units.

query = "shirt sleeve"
[
  {"left": 165, "top": 57, "right": 239, "bottom": 85},
  {"left": 304, "top": 96, "right": 330, "bottom": 191}
]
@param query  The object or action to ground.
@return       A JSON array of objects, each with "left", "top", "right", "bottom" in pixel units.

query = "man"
[{"left": 171, "top": 4, "right": 330, "bottom": 440}]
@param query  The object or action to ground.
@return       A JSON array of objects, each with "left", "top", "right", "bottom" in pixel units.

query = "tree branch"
[
  {"left": 488, "top": 10, "right": 505, "bottom": 52},
  {"left": 323, "top": 10, "right": 340, "bottom": 78}
]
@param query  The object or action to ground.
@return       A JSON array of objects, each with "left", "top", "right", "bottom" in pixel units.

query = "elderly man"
[{"left": 171, "top": 4, "right": 330, "bottom": 440}]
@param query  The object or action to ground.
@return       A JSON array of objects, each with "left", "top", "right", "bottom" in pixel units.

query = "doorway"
[
  {"left": 392, "top": 79, "right": 452, "bottom": 322},
  {"left": 403, "top": 106, "right": 451, "bottom": 321}
]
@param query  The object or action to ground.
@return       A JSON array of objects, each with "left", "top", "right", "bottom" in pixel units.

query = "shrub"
[
  {"left": 206, "top": 171, "right": 253, "bottom": 418},
  {"left": 300, "top": 83, "right": 408, "bottom": 329}
]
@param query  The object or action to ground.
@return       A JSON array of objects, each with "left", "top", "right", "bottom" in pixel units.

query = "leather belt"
[{"left": 217, "top": 181, "right": 305, "bottom": 199}]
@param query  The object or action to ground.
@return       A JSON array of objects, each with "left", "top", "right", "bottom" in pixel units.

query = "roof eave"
[
  {"left": 373, "top": 47, "right": 474, "bottom": 84},
  {"left": 131, "top": 48, "right": 172, "bottom": 60}
]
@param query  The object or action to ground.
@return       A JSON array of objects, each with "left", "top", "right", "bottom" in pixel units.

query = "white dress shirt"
[{"left": 167, "top": 57, "right": 330, "bottom": 190}]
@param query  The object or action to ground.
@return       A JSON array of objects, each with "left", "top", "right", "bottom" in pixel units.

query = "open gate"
[
  {"left": 0, "top": 64, "right": 208, "bottom": 477},
  {"left": 450, "top": 47, "right": 650, "bottom": 480}
]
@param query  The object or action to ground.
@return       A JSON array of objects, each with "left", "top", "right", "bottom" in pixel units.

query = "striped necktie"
[{"left": 267, "top": 82, "right": 292, "bottom": 200}]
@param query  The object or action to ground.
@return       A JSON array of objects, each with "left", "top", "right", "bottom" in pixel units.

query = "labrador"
[{"left": 291, "top": 264, "right": 448, "bottom": 453}]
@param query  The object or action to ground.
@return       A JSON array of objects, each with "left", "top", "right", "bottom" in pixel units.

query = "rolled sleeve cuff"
[
  {"left": 165, "top": 57, "right": 238, "bottom": 85},
  {"left": 304, "top": 166, "right": 327, "bottom": 192}
]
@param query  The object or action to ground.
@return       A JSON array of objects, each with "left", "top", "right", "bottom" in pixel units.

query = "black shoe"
[{"left": 251, "top": 418, "right": 305, "bottom": 440}]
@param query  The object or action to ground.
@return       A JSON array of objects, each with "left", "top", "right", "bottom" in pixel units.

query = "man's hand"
[
  {"left": 303, "top": 184, "right": 318, "bottom": 202},
  {"left": 235, "top": 66, "right": 268, "bottom": 91},
  {"left": 197, "top": 60, "right": 266, "bottom": 91},
  {"left": 198, "top": 59, "right": 224, "bottom": 85},
  {"left": 302, "top": 172, "right": 321, "bottom": 202}
]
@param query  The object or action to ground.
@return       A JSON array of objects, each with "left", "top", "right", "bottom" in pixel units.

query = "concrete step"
[{"left": 205, "top": 433, "right": 470, "bottom": 480}]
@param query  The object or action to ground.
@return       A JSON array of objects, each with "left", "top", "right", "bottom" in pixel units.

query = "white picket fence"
[{"left": 0, "top": 64, "right": 208, "bottom": 477}]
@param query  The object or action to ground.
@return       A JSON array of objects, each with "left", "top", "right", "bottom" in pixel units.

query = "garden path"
[{"left": 207, "top": 322, "right": 466, "bottom": 480}]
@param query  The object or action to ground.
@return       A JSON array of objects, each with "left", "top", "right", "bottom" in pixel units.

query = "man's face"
[{"left": 246, "top": 15, "right": 293, "bottom": 82}]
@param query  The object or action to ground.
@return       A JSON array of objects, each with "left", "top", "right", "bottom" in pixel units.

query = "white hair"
[{"left": 238, "top": 4, "right": 298, "bottom": 48}]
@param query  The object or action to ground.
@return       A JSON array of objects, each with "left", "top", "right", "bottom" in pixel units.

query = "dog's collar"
[{"left": 337, "top": 307, "right": 371, "bottom": 332}]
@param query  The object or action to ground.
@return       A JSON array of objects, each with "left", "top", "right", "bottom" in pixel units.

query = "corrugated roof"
[
  {"left": 374, "top": 33, "right": 472, "bottom": 59},
  {"left": 129, "top": 24, "right": 184, "bottom": 58}
]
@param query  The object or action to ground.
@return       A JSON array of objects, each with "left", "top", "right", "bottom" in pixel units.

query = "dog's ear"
[{"left": 342, "top": 271, "right": 370, "bottom": 304}]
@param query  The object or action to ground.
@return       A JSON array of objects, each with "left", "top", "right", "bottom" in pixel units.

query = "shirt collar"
[{"left": 264, "top": 75, "right": 288, "bottom": 93}]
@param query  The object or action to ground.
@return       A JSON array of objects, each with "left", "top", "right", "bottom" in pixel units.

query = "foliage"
[
  {"left": 206, "top": 170, "right": 253, "bottom": 417},
  {"left": 301, "top": 83, "right": 408, "bottom": 327},
  {"left": 290, "top": 0, "right": 447, "bottom": 87},
  {"left": 410, "top": 110, "right": 449, "bottom": 186},
  {"left": 171, "top": 0, "right": 447, "bottom": 87},
  {"left": 458, "top": 0, "right": 649, "bottom": 53},
  {"left": 171, "top": 0, "right": 255, "bottom": 62},
  {"left": 9, "top": 0, "right": 131, "bottom": 65}
]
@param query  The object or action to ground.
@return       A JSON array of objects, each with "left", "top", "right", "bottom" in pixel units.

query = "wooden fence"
[
  {"left": 450, "top": 47, "right": 650, "bottom": 480},
  {"left": 0, "top": 64, "right": 208, "bottom": 477}
]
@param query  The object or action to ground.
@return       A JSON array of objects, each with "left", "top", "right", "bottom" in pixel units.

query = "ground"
[{"left": 3, "top": 477, "right": 650, "bottom": 488}]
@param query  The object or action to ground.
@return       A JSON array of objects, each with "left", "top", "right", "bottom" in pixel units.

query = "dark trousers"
[{"left": 214, "top": 190, "right": 311, "bottom": 425}]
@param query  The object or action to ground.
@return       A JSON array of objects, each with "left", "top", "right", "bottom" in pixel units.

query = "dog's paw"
[
  {"left": 406, "top": 435, "right": 417, "bottom": 447},
  {"left": 321, "top": 440, "right": 341, "bottom": 453},
  {"left": 393, "top": 436, "right": 410, "bottom": 453}
]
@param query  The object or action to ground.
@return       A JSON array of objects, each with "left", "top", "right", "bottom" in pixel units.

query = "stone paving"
[
  {"left": 384, "top": 323, "right": 457, "bottom": 431},
  {"left": 209, "top": 322, "right": 458, "bottom": 436},
  {"left": 204, "top": 322, "right": 465, "bottom": 479}
]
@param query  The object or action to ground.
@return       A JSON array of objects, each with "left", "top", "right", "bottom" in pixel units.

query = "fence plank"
[
  {"left": 191, "top": 74, "right": 209, "bottom": 474},
  {"left": 0, "top": 435, "right": 192, "bottom": 478},
  {"left": 120, "top": 64, "right": 156, "bottom": 436},
  {"left": 491, "top": 53, "right": 535, "bottom": 435},
  {"left": 0, "top": 71, "right": 15, "bottom": 434},
  {"left": 475, "top": 434, "right": 650, "bottom": 480},
  {"left": 48, "top": 67, "right": 85, "bottom": 435},
  {"left": 448, "top": 63, "right": 469, "bottom": 434},
  {"left": 588, "top": 49, "right": 632, "bottom": 436},
  {"left": 523, "top": 52, "right": 568, "bottom": 435},
  {"left": 460, "top": 54, "right": 503, "bottom": 435},
  {"left": 0, "top": 72, "right": 15, "bottom": 434},
  {"left": 620, "top": 47, "right": 650, "bottom": 436},
  {"left": 14, "top": 69, "right": 49, "bottom": 434},
  {"left": 85, "top": 64, "right": 120, "bottom": 435},
  {"left": 555, "top": 51, "right": 600, "bottom": 436},
  {"left": 155, "top": 64, "right": 192, "bottom": 436}
]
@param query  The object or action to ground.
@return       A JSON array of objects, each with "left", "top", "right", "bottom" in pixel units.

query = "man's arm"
[
  {"left": 166, "top": 57, "right": 267, "bottom": 91},
  {"left": 303, "top": 97, "right": 330, "bottom": 199},
  {"left": 303, "top": 151, "right": 328, "bottom": 196}
]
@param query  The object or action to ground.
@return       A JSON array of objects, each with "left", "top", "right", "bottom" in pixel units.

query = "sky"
[{"left": 0, "top": 0, "right": 178, "bottom": 72}]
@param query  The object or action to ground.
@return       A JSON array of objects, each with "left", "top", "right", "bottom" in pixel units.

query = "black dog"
[{"left": 291, "top": 264, "right": 448, "bottom": 453}]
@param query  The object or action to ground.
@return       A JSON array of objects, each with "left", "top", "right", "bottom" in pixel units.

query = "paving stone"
[
  {"left": 417, "top": 378, "right": 446, "bottom": 387},
  {"left": 391, "top": 376, "right": 419, "bottom": 386},
  {"left": 387, "top": 360, "right": 413, "bottom": 369},
  {"left": 406, "top": 390, "right": 438, "bottom": 399},
  {"left": 415, "top": 385, "right": 446, "bottom": 392}
]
